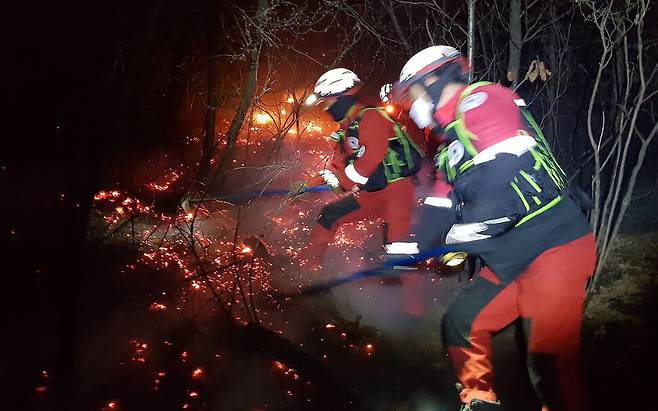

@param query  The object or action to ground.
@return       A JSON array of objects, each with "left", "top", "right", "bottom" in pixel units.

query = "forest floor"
[{"left": 65, "top": 190, "right": 658, "bottom": 411}]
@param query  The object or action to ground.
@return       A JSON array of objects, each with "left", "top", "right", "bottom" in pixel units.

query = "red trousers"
[
  {"left": 442, "top": 233, "right": 596, "bottom": 411},
  {"left": 303, "top": 178, "right": 424, "bottom": 315},
  {"left": 304, "top": 178, "right": 415, "bottom": 260}
]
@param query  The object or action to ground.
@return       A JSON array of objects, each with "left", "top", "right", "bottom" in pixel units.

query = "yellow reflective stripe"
[
  {"left": 459, "top": 159, "right": 474, "bottom": 173},
  {"left": 519, "top": 170, "right": 542, "bottom": 192},
  {"left": 529, "top": 147, "right": 542, "bottom": 170},
  {"left": 532, "top": 196, "right": 542, "bottom": 205},
  {"left": 454, "top": 120, "right": 480, "bottom": 156},
  {"left": 515, "top": 196, "right": 562, "bottom": 227},
  {"left": 462, "top": 81, "right": 492, "bottom": 94},
  {"left": 454, "top": 82, "right": 492, "bottom": 157},
  {"left": 522, "top": 111, "right": 567, "bottom": 183},
  {"left": 511, "top": 182, "right": 530, "bottom": 211}
]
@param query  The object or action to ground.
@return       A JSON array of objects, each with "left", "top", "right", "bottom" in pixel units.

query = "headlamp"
[{"left": 305, "top": 93, "right": 319, "bottom": 106}]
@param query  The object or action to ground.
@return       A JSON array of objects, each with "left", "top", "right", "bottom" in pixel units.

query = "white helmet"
[
  {"left": 313, "top": 68, "right": 362, "bottom": 99},
  {"left": 379, "top": 83, "right": 393, "bottom": 103},
  {"left": 394, "top": 45, "right": 469, "bottom": 102}
]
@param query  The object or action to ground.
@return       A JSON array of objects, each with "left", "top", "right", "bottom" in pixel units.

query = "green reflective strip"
[
  {"left": 459, "top": 159, "right": 474, "bottom": 173},
  {"left": 438, "top": 150, "right": 448, "bottom": 169},
  {"left": 532, "top": 196, "right": 542, "bottom": 205},
  {"left": 454, "top": 120, "right": 480, "bottom": 156},
  {"left": 383, "top": 161, "right": 393, "bottom": 181},
  {"left": 393, "top": 119, "right": 425, "bottom": 158},
  {"left": 357, "top": 107, "right": 424, "bottom": 183},
  {"left": 522, "top": 111, "right": 567, "bottom": 185},
  {"left": 452, "top": 82, "right": 492, "bottom": 157},
  {"left": 462, "top": 81, "right": 492, "bottom": 94},
  {"left": 515, "top": 196, "right": 562, "bottom": 227},
  {"left": 529, "top": 147, "right": 542, "bottom": 170},
  {"left": 399, "top": 134, "right": 414, "bottom": 169},
  {"left": 511, "top": 182, "right": 530, "bottom": 211},
  {"left": 520, "top": 170, "right": 542, "bottom": 193}
]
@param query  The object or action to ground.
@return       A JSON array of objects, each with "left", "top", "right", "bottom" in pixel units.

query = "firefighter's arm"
[{"left": 344, "top": 111, "right": 390, "bottom": 185}]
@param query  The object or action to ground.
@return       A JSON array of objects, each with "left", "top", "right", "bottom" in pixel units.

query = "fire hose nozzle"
[{"left": 442, "top": 251, "right": 468, "bottom": 267}]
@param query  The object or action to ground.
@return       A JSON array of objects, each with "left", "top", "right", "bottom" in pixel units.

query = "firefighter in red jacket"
[
  {"left": 393, "top": 46, "right": 597, "bottom": 411},
  {"left": 300, "top": 69, "right": 425, "bottom": 300}
]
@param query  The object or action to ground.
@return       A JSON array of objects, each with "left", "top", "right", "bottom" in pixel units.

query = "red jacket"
[{"left": 343, "top": 105, "right": 394, "bottom": 183}]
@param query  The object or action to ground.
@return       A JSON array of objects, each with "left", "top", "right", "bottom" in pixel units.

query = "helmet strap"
[
  {"left": 326, "top": 94, "right": 357, "bottom": 122},
  {"left": 423, "top": 63, "right": 464, "bottom": 106}
]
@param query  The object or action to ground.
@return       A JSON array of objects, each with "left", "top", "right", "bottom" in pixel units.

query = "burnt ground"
[{"left": 16, "top": 192, "right": 658, "bottom": 411}]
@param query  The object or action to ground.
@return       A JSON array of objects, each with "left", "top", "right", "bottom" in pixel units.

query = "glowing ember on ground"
[
  {"left": 85, "top": 123, "right": 398, "bottom": 408},
  {"left": 365, "top": 343, "right": 375, "bottom": 356},
  {"left": 147, "top": 170, "right": 180, "bottom": 192},
  {"left": 128, "top": 340, "right": 149, "bottom": 363},
  {"left": 149, "top": 302, "right": 167, "bottom": 311},
  {"left": 103, "top": 400, "right": 119, "bottom": 410}
]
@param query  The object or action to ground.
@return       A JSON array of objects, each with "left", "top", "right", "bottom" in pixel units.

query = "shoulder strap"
[
  {"left": 450, "top": 81, "right": 493, "bottom": 156},
  {"left": 360, "top": 107, "right": 425, "bottom": 155},
  {"left": 356, "top": 106, "right": 387, "bottom": 122}
]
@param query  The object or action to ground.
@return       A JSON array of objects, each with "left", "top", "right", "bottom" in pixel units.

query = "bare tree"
[{"left": 575, "top": 0, "right": 658, "bottom": 286}]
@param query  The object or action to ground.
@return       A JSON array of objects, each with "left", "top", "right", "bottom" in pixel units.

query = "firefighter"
[
  {"left": 300, "top": 69, "right": 425, "bottom": 306},
  {"left": 393, "top": 46, "right": 597, "bottom": 411},
  {"left": 380, "top": 82, "right": 459, "bottom": 267}
]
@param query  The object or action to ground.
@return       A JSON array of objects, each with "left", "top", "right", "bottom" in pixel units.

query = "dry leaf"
[
  {"left": 538, "top": 61, "right": 551, "bottom": 81},
  {"left": 525, "top": 60, "right": 538, "bottom": 82}
]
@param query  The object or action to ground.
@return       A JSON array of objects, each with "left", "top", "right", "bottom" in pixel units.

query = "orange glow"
[
  {"left": 254, "top": 113, "right": 270, "bottom": 124},
  {"left": 324, "top": 323, "right": 336, "bottom": 329},
  {"left": 241, "top": 246, "right": 252, "bottom": 254},
  {"left": 385, "top": 104, "right": 395, "bottom": 113},
  {"left": 189, "top": 391, "right": 199, "bottom": 398},
  {"left": 191, "top": 367, "right": 204, "bottom": 378}
]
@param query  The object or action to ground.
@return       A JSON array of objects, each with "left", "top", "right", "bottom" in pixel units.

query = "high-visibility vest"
[
  {"left": 436, "top": 82, "right": 568, "bottom": 226},
  {"left": 347, "top": 107, "right": 425, "bottom": 190}
]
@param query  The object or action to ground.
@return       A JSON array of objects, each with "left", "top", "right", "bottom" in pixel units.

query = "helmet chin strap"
[
  {"left": 412, "top": 63, "right": 466, "bottom": 136},
  {"left": 422, "top": 63, "right": 464, "bottom": 106},
  {"left": 326, "top": 94, "right": 358, "bottom": 122}
]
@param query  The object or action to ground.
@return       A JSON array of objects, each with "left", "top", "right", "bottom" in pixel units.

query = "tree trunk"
[
  {"left": 467, "top": 0, "right": 476, "bottom": 82},
  {"left": 507, "top": 0, "right": 522, "bottom": 87},
  {"left": 386, "top": 1, "right": 412, "bottom": 53},
  {"left": 214, "top": 0, "right": 268, "bottom": 189},
  {"left": 196, "top": 1, "right": 220, "bottom": 188}
]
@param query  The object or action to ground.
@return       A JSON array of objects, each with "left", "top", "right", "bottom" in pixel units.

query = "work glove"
[{"left": 318, "top": 169, "right": 339, "bottom": 189}]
